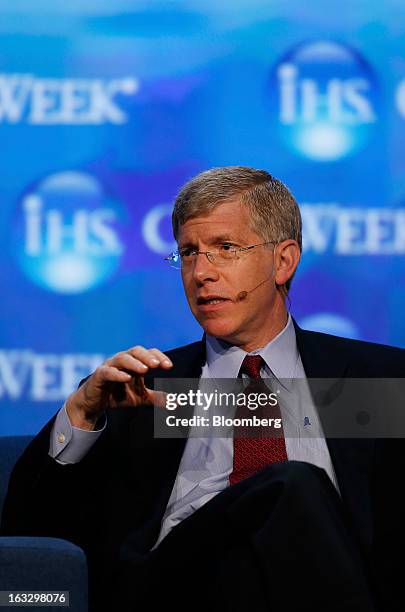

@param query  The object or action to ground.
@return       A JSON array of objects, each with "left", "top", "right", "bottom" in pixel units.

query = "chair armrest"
[{"left": 0, "top": 537, "right": 87, "bottom": 612}]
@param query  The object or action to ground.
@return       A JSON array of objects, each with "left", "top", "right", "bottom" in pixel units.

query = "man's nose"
[{"left": 192, "top": 252, "right": 220, "bottom": 284}]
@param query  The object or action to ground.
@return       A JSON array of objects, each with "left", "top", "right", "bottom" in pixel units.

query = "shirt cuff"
[{"left": 49, "top": 403, "right": 107, "bottom": 464}]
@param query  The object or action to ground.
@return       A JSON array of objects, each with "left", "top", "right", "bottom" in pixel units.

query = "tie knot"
[{"left": 239, "top": 355, "right": 264, "bottom": 380}]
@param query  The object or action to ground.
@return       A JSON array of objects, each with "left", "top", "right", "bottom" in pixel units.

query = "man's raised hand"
[{"left": 65, "top": 346, "right": 173, "bottom": 430}]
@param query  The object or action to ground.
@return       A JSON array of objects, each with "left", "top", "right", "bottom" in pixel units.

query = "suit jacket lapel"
[{"left": 293, "top": 319, "right": 375, "bottom": 554}]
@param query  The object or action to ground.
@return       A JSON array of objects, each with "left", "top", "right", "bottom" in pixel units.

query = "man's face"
[{"left": 178, "top": 198, "right": 284, "bottom": 351}]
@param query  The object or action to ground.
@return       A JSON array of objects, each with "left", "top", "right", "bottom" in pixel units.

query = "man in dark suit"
[{"left": 2, "top": 167, "right": 404, "bottom": 612}]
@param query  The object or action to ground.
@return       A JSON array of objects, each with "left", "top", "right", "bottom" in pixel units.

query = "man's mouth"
[
  {"left": 196, "top": 295, "right": 233, "bottom": 312},
  {"left": 200, "top": 298, "right": 226, "bottom": 305},
  {"left": 197, "top": 296, "right": 229, "bottom": 305}
]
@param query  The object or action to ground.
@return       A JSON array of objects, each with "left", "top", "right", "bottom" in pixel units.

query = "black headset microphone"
[{"left": 234, "top": 276, "right": 274, "bottom": 302}]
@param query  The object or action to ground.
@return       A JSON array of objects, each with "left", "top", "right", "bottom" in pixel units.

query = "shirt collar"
[{"left": 205, "top": 313, "right": 299, "bottom": 382}]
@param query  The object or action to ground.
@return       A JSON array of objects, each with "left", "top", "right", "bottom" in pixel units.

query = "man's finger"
[
  {"left": 106, "top": 352, "right": 149, "bottom": 374},
  {"left": 148, "top": 348, "right": 173, "bottom": 368},
  {"left": 127, "top": 346, "right": 172, "bottom": 368},
  {"left": 95, "top": 364, "right": 134, "bottom": 383},
  {"left": 147, "top": 390, "right": 171, "bottom": 410}
]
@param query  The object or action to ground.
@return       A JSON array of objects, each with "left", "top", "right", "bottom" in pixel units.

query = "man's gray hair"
[{"left": 172, "top": 166, "right": 302, "bottom": 291}]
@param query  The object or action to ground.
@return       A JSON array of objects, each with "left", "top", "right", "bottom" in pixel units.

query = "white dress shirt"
[{"left": 49, "top": 314, "right": 338, "bottom": 548}]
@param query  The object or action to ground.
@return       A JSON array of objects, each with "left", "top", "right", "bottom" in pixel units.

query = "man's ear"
[{"left": 274, "top": 240, "right": 301, "bottom": 287}]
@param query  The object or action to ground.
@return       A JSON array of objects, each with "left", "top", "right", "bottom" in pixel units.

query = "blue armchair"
[{"left": 0, "top": 436, "right": 88, "bottom": 612}]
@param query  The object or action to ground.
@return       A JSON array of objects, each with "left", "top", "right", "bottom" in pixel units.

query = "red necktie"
[{"left": 229, "top": 355, "right": 288, "bottom": 485}]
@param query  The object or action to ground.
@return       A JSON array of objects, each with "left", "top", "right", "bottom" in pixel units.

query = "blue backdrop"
[{"left": 1, "top": 1, "right": 404, "bottom": 434}]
